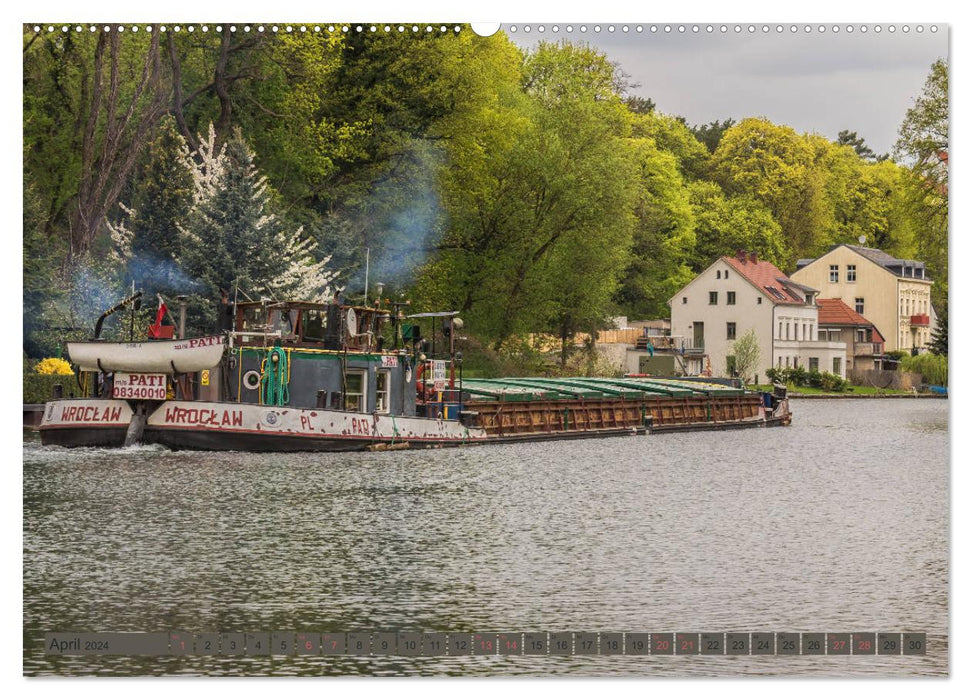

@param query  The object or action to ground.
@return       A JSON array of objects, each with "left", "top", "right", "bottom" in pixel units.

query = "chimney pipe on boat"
[{"left": 176, "top": 295, "right": 188, "bottom": 339}]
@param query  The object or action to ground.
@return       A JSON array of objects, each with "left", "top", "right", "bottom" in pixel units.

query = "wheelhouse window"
[
  {"left": 344, "top": 371, "right": 367, "bottom": 412},
  {"left": 268, "top": 308, "right": 298, "bottom": 340},
  {"left": 300, "top": 308, "right": 328, "bottom": 342},
  {"left": 829, "top": 265, "right": 839, "bottom": 283},
  {"left": 375, "top": 370, "right": 391, "bottom": 414},
  {"left": 239, "top": 306, "right": 266, "bottom": 331}
]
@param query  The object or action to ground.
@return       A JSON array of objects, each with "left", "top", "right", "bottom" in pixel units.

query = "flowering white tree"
[{"left": 179, "top": 124, "right": 337, "bottom": 304}]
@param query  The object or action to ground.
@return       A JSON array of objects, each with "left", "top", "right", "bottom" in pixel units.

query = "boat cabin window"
[
  {"left": 240, "top": 306, "right": 266, "bottom": 331},
  {"left": 344, "top": 371, "right": 367, "bottom": 412},
  {"left": 375, "top": 370, "right": 391, "bottom": 414},
  {"left": 301, "top": 308, "right": 328, "bottom": 342},
  {"left": 269, "top": 309, "right": 298, "bottom": 340}
]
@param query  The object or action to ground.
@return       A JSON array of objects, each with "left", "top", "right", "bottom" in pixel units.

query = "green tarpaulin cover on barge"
[{"left": 460, "top": 376, "right": 746, "bottom": 402}]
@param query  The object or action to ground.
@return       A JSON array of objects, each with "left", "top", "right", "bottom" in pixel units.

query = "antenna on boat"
[{"left": 364, "top": 246, "right": 370, "bottom": 306}]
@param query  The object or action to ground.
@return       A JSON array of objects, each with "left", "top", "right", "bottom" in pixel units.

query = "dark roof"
[
  {"left": 777, "top": 277, "right": 818, "bottom": 294},
  {"left": 722, "top": 256, "right": 806, "bottom": 305},
  {"left": 842, "top": 245, "right": 931, "bottom": 279}
]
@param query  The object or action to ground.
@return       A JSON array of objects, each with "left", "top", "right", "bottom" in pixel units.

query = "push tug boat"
[{"left": 39, "top": 294, "right": 791, "bottom": 451}]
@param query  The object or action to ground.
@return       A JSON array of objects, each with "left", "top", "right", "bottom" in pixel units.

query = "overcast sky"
[{"left": 507, "top": 24, "right": 948, "bottom": 155}]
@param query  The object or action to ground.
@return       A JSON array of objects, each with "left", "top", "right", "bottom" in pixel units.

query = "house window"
[
  {"left": 375, "top": 370, "right": 391, "bottom": 414},
  {"left": 829, "top": 264, "right": 839, "bottom": 283},
  {"left": 682, "top": 297, "right": 688, "bottom": 304},
  {"left": 786, "top": 323, "right": 790, "bottom": 340},
  {"left": 856, "top": 329, "right": 866, "bottom": 343},
  {"left": 717, "top": 270, "right": 721, "bottom": 279},
  {"left": 855, "top": 298, "right": 864, "bottom": 315},
  {"left": 785, "top": 356, "right": 790, "bottom": 368},
  {"left": 833, "top": 357, "right": 842, "bottom": 375},
  {"left": 727, "top": 291, "right": 736, "bottom": 305},
  {"left": 725, "top": 270, "right": 729, "bottom": 278},
  {"left": 727, "top": 322, "right": 737, "bottom": 340},
  {"left": 778, "top": 321, "right": 783, "bottom": 338},
  {"left": 757, "top": 297, "right": 762, "bottom": 305},
  {"left": 810, "top": 323, "right": 814, "bottom": 340},
  {"left": 344, "top": 371, "right": 367, "bottom": 412},
  {"left": 847, "top": 265, "right": 856, "bottom": 282},
  {"left": 709, "top": 291, "right": 718, "bottom": 305},
  {"left": 809, "top": 357, "right": 819, "bottom": 371}
]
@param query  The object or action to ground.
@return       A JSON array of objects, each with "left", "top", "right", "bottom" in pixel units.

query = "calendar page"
[{"left": 21, "top": 14, "right": 950, "bottom": 680}]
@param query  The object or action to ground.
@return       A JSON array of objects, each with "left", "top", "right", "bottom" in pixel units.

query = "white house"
[{"left": 669, "top": 251, "right": 847, "bottom": 380}]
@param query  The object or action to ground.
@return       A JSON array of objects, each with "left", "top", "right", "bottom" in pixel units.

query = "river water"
[{"left": 23, "top": 398, "right": 949, "bottom": 677}]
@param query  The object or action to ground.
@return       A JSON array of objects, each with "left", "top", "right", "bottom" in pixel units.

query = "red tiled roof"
[
  {"left": 817, "top": 298, "right": 885, "bottom": 342},
  {"left": 721, "top": 255, "right": 805, "bottom": 305}
]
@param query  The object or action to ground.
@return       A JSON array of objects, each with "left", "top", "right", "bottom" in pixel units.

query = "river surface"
[{"left": 23, "top": 398, "right": 949, "bottom": 677}]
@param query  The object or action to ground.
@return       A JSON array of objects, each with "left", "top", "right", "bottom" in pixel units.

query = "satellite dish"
[
  {"left": 858, "top": 235, "right": 866, "bottom": 244},
  {"left": 345, "top": 307, "right": 358, "bottom": 337}
]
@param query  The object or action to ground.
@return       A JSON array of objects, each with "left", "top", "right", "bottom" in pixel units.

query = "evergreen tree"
[
  {"left": 131, "top": 120, "right": 193, "bottom": 261},
  {"left": 179, "top": 125, "right": 336, "bottom": 332},
  {"left": 930, "top": 305, "right": 947, "bottom": 356}
]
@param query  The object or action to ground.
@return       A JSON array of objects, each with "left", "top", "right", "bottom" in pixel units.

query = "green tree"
[
  {"left": 690, "top": 118, "right": 736, "bottom": 153},
  {"left": 929, "top": 305, "right": 947, "bottom": 356},
  {"left": 895, "top": 59, "right": 948, "bottom": 312},
  {"left": 614, "top": 136, "right": 695, "bottom": 319},
  {"left": 179, "top": 126, "right": 336, "bottom": 332},
  {"left": 116, "top": 117, "right": 195, "bottom": 298},
  {"left": 687, "top": 181, "right": 788, "bottom": 271},
  {"left": 836, "top": 130, "right": 884, "bottom": 161},
  {"left": 712, "top": 118, "right": 832, "bottom": 264},
  {"left": 424, "top": 40, "right": 637, "bottom": 353},
  {"left": 634, "top": 111, "right": 710, "bottom": 180},
  {"left": 731, "top": 329, "right": 761, "bottom": 383}
]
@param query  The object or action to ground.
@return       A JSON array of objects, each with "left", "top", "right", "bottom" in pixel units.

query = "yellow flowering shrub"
[{"left": 34, "top": 357, "right": 74, "bottom": 375}]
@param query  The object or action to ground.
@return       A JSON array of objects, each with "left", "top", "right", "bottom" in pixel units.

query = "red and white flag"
[{"left": 148, "top": 295, "right": 168, "bottom": 338}]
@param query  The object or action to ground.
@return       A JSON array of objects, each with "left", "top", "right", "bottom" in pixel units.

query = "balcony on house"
[
  {"left": 853, "top": 342, "right": 883, "bottom": 357},
  {"left": 910, "top": 314, "right": 930, "bottom": 327}
]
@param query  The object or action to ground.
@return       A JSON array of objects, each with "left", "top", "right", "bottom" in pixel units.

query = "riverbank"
[{"left": 753, "top": 384, "right": 946, "bottom": 399}]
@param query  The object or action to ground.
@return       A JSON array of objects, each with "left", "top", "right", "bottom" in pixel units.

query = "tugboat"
[{"left": 39, "top": 293, "right": 791, "bottom": 451}]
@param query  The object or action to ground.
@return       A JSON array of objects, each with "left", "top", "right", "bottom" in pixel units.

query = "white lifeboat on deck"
[{"left": 67, "top": 335, "right": 226, "bottom": 374}]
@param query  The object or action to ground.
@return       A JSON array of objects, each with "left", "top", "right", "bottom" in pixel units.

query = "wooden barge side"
[{"left": 462, "top": 394, "right": 764, "bottom": 437}]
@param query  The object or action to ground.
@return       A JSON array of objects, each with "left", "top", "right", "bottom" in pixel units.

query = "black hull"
[
  {"left": 40, "top": 427, "right": 128, "bottom": 448},
  {"left": 145, "top": 428, "right": 375, "bottom": 452}
]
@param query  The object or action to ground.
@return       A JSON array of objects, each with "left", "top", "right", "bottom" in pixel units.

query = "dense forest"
[{"left": 22, "top": 26, "right": 948, "bottom": 367}]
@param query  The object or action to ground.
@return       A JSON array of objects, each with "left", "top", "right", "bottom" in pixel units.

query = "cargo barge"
[{"left": 39, "top": 296, "right": 790, "bottom": 451}]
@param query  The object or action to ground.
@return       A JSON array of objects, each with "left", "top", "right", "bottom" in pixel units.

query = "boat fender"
[{"left": 243, "top": 370, "right": 261, "bottom": 391}]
